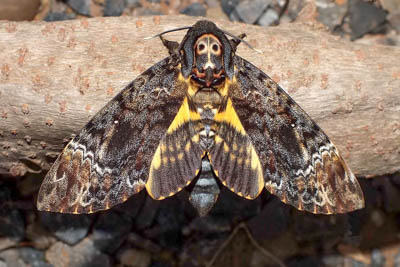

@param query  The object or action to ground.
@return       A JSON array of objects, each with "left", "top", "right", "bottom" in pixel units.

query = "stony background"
[{"left": 0, "top": 0, "right": 400, "bottom": 266}]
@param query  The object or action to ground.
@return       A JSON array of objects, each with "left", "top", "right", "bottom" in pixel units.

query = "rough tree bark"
[{"left": 0, "top": 15, "right": 399, "bottom": 179}]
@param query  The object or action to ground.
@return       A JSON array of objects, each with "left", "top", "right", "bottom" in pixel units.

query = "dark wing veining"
[
  {"left": 228, "top": 56, "right": 364, "bottom": 214},
  {"left": 37, "top": 56, "right": 202, "bottom": 213},
  {"left": 209, "top": 97, "right": 264, "bottom": 199}
]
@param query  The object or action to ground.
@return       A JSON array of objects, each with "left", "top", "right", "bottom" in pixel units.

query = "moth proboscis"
[{"left": 37, "top": 20, "right": 364, "bottom": 216}]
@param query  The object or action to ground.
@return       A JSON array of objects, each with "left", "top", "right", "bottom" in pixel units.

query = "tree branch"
[{"left": 0, "top": 15, "right": 399, "bottom": 178}]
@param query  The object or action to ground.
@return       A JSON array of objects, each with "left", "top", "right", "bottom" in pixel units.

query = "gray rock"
[
  {"left": 44, "top": 12, "right": 76, "bottom": 22},
  {"left": 125, "top": 0, "right": 141, "bottom": 8},
  {"left": 0, "top": 249, "right": 28, "bottom": 267},
  {"left": 316, "top": 0, "right": 348, "bottom": 30},
  {"left": 347, "top": 259, "right": 369, "bottom": 267},
  {"left": 371, "top": 249, "right": 385, "bottom": 266},
  {"left": 220, "top": 0, "right": 240, "bottom": 17},
  {"left": 66, "top": 0, "right": 91, "bottom": 16},
  {"left": 229, "top": 9, "right": 241, "bottom": 22},
  {"left": 46, "top": 239, "right": 111, "bottom": 267},
  {"left": 180, "top": 3, "right": 207, "bottom": 17},
  {"left": 92, "top": 211, "right": 132, "bottom": 253},
  {"left": 104, "top": 0, "right": 125, "bottom": 16},
  {"left": 348, "top": 0, "right": 387, "bottom": 39},
  {"left": 257, "top": 8, "right": 279, "bottom": 26},
  {"left": 321, "top": 254, "right": 345, "bottom": 267},
  {"left": 0, "top": 247, "right": 51, "bottom": 267},
  {"left": 234, "top": 0, "right": 270, "bottom": 24},
  {"left": 39, "top": 212, "right": 94, "bottom": 245},
  {"left": 19, "top": 247, "right": 52, "bottom": 267},
  {"left": 284, "top": 0, "right": 306, "bottom": 21},
  {"left": 395, "top": 251, "right": 400, "bottom": 267}
]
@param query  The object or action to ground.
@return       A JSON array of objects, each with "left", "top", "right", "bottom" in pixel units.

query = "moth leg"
[
  {"left": 230, "top": 33, "right": 246, "bottom": 51},
  {"left": 160, "top": 36, "right": 179, "bottom": 56}
]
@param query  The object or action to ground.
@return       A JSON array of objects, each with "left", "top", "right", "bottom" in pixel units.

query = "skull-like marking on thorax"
[{"left": 191, "top": 34, "right": 226, "bottom": 87}]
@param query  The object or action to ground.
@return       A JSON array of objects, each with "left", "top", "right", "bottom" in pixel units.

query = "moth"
[{"left": 37, "top": 20, "right": 364, "bottom": 216}]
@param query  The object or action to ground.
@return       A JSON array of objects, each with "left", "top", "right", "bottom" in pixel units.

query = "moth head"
[
  {"left": 151, "top": 20, "right": 252, "bottom": 82},
  {"left": 179, "top": 20, "right": 234, "bottom": 82},
  {"left": 189, "top": 34, "right": 226, "bottom": 87}
]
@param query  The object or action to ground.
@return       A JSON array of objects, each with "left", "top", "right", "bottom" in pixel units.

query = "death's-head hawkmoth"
[{"left": 37, "top": 20, "right": 364, "bottom": 216}]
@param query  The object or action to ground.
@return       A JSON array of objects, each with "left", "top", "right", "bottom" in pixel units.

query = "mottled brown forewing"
[
  {"left": 37, "top": 56, "right": 191, "bottom": 213},
  {"left": 228, "top": 56, "right": 364, "bottom": 214}
]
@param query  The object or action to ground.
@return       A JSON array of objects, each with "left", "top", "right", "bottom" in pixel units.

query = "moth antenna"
[
  {"left": 221, "top": 29, "right": 262, "bottom": 54},
  {"left": 144, "top": 26, "right": 192, "bottom": 40}
]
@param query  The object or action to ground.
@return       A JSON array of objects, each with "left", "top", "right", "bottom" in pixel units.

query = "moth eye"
[
  {"left": 210, "top": 43, "right": 221, "bottom": 56},
  {"left": 212, "top": 44, "right": 219, "bottom": 52},
  {"left": 198, "top": 43, "right": 206, "bottom": 52}
]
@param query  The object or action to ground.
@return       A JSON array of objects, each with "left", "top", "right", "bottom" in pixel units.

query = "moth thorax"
[
  {"left": 192, "top": 88, "right": 221, "bottom": 151},
  {"left": 192, "top": 88, "right": 222, "bottom": 113}
]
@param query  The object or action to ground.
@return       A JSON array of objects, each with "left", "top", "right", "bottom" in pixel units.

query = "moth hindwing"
[{"left": 37, "top": 20, "right": 364, "bottom": 216}]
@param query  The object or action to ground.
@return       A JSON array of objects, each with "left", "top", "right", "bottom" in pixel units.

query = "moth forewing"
[{"left": 37, "top": 57, "right": 189, "bottom": 213}]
